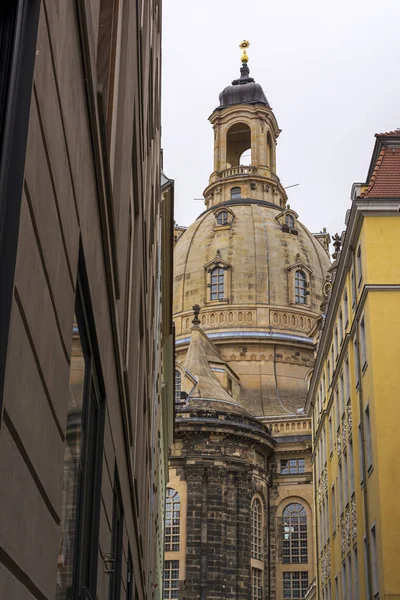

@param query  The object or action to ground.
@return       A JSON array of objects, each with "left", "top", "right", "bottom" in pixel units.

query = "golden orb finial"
[{"left": 239, "top": 40, "right": 250, "bottom": 64}]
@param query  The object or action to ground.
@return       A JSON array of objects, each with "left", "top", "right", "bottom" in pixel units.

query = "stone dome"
[{"left": 174, "top": 200, "right": 330, "bottom": 329}]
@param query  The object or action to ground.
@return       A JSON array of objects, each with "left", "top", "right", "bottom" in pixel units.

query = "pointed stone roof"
[{"left": 183, "top": 326, "right": 251, "bottom": 416}]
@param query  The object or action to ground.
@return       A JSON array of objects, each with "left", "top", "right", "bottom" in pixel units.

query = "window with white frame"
[
  {"left": 210, "top": 266, "right": 225, "bottom": 301},
  {"left": 164, "top": 488, "right": 181, "bottom": 551},
  {"left": 163, "top": 560, "right": 179, "bottom": 599},
  {"left": 282, "top": 503, "right": 308, "bottom": 564},
  {"left": 231, "top": 186, "right": 241, "bottom": 199},
  {"left": 294, "top": 270, "right": 307, "bottom": 304},
  {"left": 251, "top": 497, "right": 263, "bottom": 560},
  {"left": 283, "top": 571, "right": 309, "bottom": 599},
  {"left": 281, "top": 458, "right": 305, "bottom": 475},
  {"left": 216, "top": 210, "right": 229, "bottom": 225}
]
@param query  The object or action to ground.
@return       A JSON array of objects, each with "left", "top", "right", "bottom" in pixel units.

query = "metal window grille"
[
  {"left": 280, "top": 458, "right": 305, "bottom": 475},
  {"left": 163, "top": 560, "right": 179, "bottom": 599},
  {"left": 294, "top": 270, "right": 307, "bottom": 304},
  {"left": 175, "top": 370, "right": 181, "bottom": 403},
  {"left": 283, "top": 571, "right": 309, "bottom": 599},
  {"left": 216, "top": 210, "right": 229, "bottom": 225},
  {"left": 164, "top": 489, "right": 180, "bottom": 552},
  {"left": 282, "top": 503, "right": 308, "bottom": 564},
  {"left": 251, "top": 567, "right": 263, "bottom": 600},
  {"left": 210, "top": 267, "right": 225, "bottom": 300},
  {"left": 251, "top": 498, "right": 262, "bottom": 560}
]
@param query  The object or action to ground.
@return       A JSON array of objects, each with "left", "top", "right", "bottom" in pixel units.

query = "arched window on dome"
[
  {"left": 294, "top": 270, "right": 307, "bottom": 304},
  {"left": 285, "top": 213, "right": 295, "bottom": 229},
  {"left": 282, "top": 503, "right": 308, "bottom": 564},
  {"left": 231, "top": 186, "right": 241, "bottom": 200},
  {"left": 251, "top": 497, "right": 263, "bottom": 560},
  {"left": 165, "top": 488, "right": 181, "bottom": 552},
  {"left": 210, "top": 266, "right": 225, "bottom": 301},
  {"left": 175, "top": 370, "right": 182, "bottom": 403},
  {"left": 216, "top": 210, "right": 229, "bottom": 226}
]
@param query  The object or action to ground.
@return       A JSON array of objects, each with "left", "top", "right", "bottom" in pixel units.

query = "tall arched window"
[
  {"left": 294, "top": 270, "right": 307, "bottom": 304},
  {"left": 231, "top": 186, "right": 241, "bottom": 200},
  {"left": 165, "top": 488, "right": 180, "bottom": 551},
  {"left": 210, "top": 267, "right": 225, "bottom": 300},
  {"left": 251, "top": 498, "right": 263, "bottom": 560},
  {"left": 282, "top": 503, "right": 307, "bottom": 563},
  {"left": 175, "top": 370, "right": 182, "bottom": 403}
]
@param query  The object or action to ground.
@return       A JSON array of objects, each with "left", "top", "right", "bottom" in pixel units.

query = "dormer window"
[
  {"left": 295, "top": 270, "right": 307, "bottom": 304},
  {"left": 276, "top": 207, "right": 298, "bottom": 234},
  {"left": 217, "top": 210, "right": 229, "bottom": 226},
  {"left": 214, "top": 207, "right": 235, "bottom": 230},
  {"left": 287, "top": 260, "right": 312, "bottom": 307},
  {"left": 285, "top": 214, "right": 295, "bottom": 229},
  {"left": 204, "top": 252, "right": 231, "bottom": 305},
  {"left": 231, "top": 186, "right": 241, "bottom": 200}
]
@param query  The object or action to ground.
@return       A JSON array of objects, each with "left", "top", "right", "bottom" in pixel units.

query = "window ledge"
[
  {"left": 214, "top": 224, "right": 231, "bottom": 231},
  {"left": 205, "top": 299, "right": 229, "bottom": 306}
]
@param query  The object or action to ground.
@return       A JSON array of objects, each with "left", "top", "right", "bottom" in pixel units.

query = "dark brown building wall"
[{"left": 0, "top": 1, "right": 172, "bottom": 600}]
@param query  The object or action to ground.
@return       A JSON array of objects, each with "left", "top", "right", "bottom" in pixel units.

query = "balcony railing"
[{"left": 221, "top": 166, "right": 257, "bottom": 177}]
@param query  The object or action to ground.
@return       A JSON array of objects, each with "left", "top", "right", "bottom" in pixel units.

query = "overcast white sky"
[{"left": 161, "top": 0, "right": 400, "bottom": 239}]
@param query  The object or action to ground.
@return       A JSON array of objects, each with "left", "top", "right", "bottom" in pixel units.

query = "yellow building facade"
[{"left": 306, "top": 131, "right": 400, "bottom": 600}]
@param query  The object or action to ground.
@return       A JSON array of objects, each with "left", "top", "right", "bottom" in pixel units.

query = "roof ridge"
[
  {"left": 360, "top": 147, "right": 386, "bottom": 198},
  {"left": 375, "top": 129, "right": 400, "bottom": 138}
]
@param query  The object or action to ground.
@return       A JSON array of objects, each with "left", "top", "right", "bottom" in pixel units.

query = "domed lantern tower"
[
  {"left": 165, "top": 43, "right": 331, "bottom": 600},
  {"left": 205, "top": 41, "right": 285, "bottom": 210}
]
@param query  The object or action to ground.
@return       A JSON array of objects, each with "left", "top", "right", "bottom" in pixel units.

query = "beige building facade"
[
  {"left": 0, "top": 2, "right": 173, "bottom": 600},
  {"left": 164, "top": 49, "right": 331, "bottom": 600}
]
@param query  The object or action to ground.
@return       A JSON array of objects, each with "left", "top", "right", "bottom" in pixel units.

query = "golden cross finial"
[{"left": 239, "top": 40, "right": 250, "bottom": 63}]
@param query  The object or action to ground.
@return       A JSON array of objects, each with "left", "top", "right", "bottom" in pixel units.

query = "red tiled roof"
[
  {"left": 375, "top": 130, "right": 400, "bottom": 138},
  {"left": 360, "top": 146, "right": 400, "bottom": 198}
]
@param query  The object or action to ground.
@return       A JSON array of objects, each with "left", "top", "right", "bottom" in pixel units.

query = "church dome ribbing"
[{"left": 218, "top": 63, "right": 270, "bottom": 109}]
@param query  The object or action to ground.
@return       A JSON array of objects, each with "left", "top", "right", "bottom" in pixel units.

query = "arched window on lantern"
[
  {"left": 282, "top": 503, "right": 308, "bottom": 564},
  {"left": 165, "top": 488, "right": 181, "bottom": 552},
  {"left": 294, "top": 270, "right": 307, "bottom": 304},
  {"left": 231, "top": 186, "right": 241, "bottom": 200},
  {"left": 175, "top": 370, "right": 182, "bottom": 404}
]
